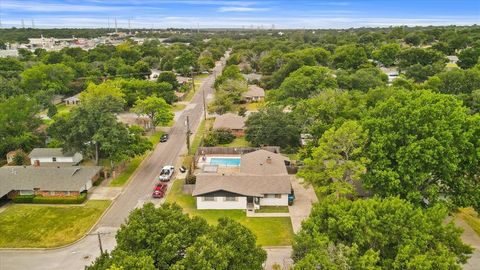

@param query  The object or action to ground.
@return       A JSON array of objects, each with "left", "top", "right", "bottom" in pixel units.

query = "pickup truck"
[{"left": 159, "top": 165, "right": 175, "bottom": 182}]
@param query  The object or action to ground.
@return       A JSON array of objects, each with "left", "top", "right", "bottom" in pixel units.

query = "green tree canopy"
[
  {"left": 20, "top": 63, "right": 74, "bottom": 94},
  {"left": 372, "top": 43, "right": 401, "bottom": 67},
  {"left": 132, "top": 96, "right": 173, "bottom": 129},
  {"left": 277, "top": 66, "right": 337, "bottom": 101},
  {"left": 293, "top": 197, "right": 473, "bottom": 270},
  {"left": 245, "top": 107, "right": 300, "bottom": 149},
  {"left": 332, "top": 44, "right": 368, "bottom": 70},
  {"left": 362, "top": 90, "right": 480, "bottom": 210}
]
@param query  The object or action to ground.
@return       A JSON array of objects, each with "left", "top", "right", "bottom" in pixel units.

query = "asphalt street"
[{"left": 0, "top": 53, "right": 228, "bottom": 270}]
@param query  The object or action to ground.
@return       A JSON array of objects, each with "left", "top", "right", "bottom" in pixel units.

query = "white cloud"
[{"left": 218, "top": 6, "right": 269, "bottom": 12}]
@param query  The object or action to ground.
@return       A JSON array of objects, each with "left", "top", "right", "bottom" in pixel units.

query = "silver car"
[{"left": 159, "top": 165, "right": 175, "bottom": 182}]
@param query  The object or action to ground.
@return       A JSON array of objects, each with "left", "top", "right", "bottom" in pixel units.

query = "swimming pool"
[{"left": 209, "top": 157, "right": 241, "bottom": 166}]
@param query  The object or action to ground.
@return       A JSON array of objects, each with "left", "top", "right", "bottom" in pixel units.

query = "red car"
[{"left": 152, "top": 183, "right": 167, "bottom": 198}]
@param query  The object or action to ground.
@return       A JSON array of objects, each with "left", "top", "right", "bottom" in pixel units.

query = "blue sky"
[{"left": 0, "top": 0, "right": 479, "bottom": 29}]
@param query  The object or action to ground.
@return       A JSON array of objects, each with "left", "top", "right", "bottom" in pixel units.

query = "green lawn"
[
  {"left": 243, "top": 101, "right": 264, "bottom": 111},
  {"left": 172, "top": 103, "right": 186, "bottom": 112},
  {"left": 0, "top": 200, "right": 110, "bottom": 248},
  {"left": 190, "top": 118, "right": 214, "bottom": 154},
  {"left": 166, "top": 180, "right": 294, "bottom": 246},
  {"left": 56, "top": 104, "right": 74, "bottom": 115},
  {"left": 457, "top": 207, "right": 480, "bottom": 236},
  {"left": 221, "top": 137, "right": 250, "bottom": 147},
  {"left": 256, "top": 206, "right": 289, "bottom": 213},
  {"left": 109, "top": 155, "right": 144, "bottom": 187}
]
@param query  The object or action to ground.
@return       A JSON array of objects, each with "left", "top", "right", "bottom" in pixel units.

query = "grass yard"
[
  {"left": 172, "top": 103, "right": 186, "bottom": 112},
  {"left": 109, "top": 155, "right": 144, "bottom": 187},
  {"left": 256, "top": 206, "right": 289, "bottom": 213},
  {"left": 166, "top": 180, "right": 294, "bottom": 246},
  {"left": 457, "top": 207, "right": 480, "bottom": 236},
  {"left": 190, "top": 118, "right": 214, "bottom": 154},
  {"left": 243, "top": 101, "right": 264, "bottom": 111},
  {"left": 56, "top": 104, "right": 74, "bottom": 115},
  {"left": 0, "top": 200, "right": 110, "bottom": 248},
  {"left": 221, "top": 136, "right": 251, "bottom": 147}
]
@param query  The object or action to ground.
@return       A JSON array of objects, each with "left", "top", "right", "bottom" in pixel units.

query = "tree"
[
  {"left": 20, "top": 63, "right": 74, "bottom": 94},
  {"left": 332, "top": 44, "right": 368, "bottom": 70},
  {"left": 198, "top": 55, "right": 215, "bottom": 71},
  {"left": 204, "top": 128, "right": 235, "bottom": 146},
  {"left": 0, "top": 57, "right": 24, "bottom": 78},
  {"left": 133, "top": 60, "right": 151, "bottom": 79},
  {"left": 458, "top": 47, "right": 480, "bottom": 69},
  {"left": 293, "top": 197, "right": 472, "bottom": 270},
  {"left": 299, "top": 121, "right": 369, "bottom": 198},
  {"left": 245, "top": 107, "right": 300, "bottom": 149},
  {"left": 372, "top": 43, "right": 400, "bottom": 67},
  {"left": 173, "top": 218, "right": 267, "bottom": 270},
  {"left": 338, "top": 68, "right": 387, "bottom": 91},
  {"left": 0, "top": 96, "right": 41, "bottom": 158},
  {"left": 80, "top": 81, "right": 126, "bottom": 112},
  {"left": 404, "top": 32, "right": 424, "bottom": 46},
  {"left": 174, "top": 51, "right": 197, "bottom": 75},
  {"left": 88, "top": 204, "right": 266, "bottom": 270},
  {"left": 277, "top": 66, "right": 337, "bottom": 101},
  {"left": 157, "top": 71, "right": 179, "bottom": 89},
  {"left": 133, "top": 96, "right": 173, "bottom": 129},
  {"left": 362, "top": 90, "right": 480, "bottom": 210}
]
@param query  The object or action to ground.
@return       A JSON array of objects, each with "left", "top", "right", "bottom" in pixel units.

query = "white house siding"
[
  {"left": 260, "top": 194, "right": 289, "bottom": 206},
  {"left": 30, "top": 156, "right": 76, "bottom": 165},
  {"left": 196, "top": 196, "right": 247, "bottom": 209}
]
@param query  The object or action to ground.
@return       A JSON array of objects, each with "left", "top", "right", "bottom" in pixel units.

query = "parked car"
[
  {"left": 159, "top": 165, "right": 175, "bottom": 182},
  {"left": 179, "top": 165, "right": 187, "bottom": 173},
  {"left": 152, "top": 183, "right": 167, "bottom": 198},
  {"left": 288, "top": 188, "right": 295, "bottom": 206},
  {"left": 160, "top": 134, "right": 169, "bottom": 143}
]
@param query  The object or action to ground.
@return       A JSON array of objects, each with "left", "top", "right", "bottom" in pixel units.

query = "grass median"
[
  {"left": 166, "top": 180, "right": 294, "bottom": 246},
  {"left": 0, "top": 200, "right": 111, "bottom": 248}
]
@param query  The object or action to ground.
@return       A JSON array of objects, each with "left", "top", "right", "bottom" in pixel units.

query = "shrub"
[
  {"left": 186, "top": 175, "right": 196, "bottom": 185},
  {"left": 31, "top": 192, "right": 87, "bottom": 204},
  {"left": 12, "top": 194, "right": 35, "bottom": 203},
  {"left": 204, "top": 128, "right": 235, "bottom": 146}
]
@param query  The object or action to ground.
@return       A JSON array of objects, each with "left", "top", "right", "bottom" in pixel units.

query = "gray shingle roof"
[
  {"left": 240, "top": 149, "right": 289, "bottom": 175},
  {"left": 243, "top": 85, "right": 265, "bottom": 98},
  {"left": 192, "top": 173, "right": 291, "bottom": 197},
  {"left": 213, "top": 113, "right": 246, "bottom": 130},
  {"left": 0, "top": 166, "right": 102, "bottom": 198},
  {"left": 29, "top": 148, "right": 73, "bottom": 158}
]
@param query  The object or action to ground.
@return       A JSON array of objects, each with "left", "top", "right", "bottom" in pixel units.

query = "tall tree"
[
  {"left": 299, "top": 121, "right": 369, "bottom": 198},
  {"left": 132, "top": 96, "right": 173, "bottom": 129},
  {"left": 332, "top": 44, "right": 368, "bottom": 70},
  {"left": 277, "top": 66, "right": 337, "bottom": 101},
  {"left": 362, "top": 90, "right": 480, "bottom": 210},
  {"left": 293, "top": 197, "right": 473, "bottom": 270}
]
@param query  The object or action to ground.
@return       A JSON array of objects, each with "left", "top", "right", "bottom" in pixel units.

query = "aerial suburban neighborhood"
[{"left": 0, "top": 1, "right": 480, "bottom": 270}]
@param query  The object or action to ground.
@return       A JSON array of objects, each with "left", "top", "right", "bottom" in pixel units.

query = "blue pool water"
[{"left": 210, "top": 157, "right": 241, "bottom": 166}]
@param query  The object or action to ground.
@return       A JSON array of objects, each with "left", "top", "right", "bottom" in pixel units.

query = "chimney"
[
  {"left": 266, "top": 156, "right": 272, "bottom": 164},
  {"left": 34, "top": 160, "right": 40, "bottom": 167}
]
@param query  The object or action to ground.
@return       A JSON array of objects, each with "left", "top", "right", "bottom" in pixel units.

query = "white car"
[{"left": 159, "top": 165, "right": 175, "bottom": 182}]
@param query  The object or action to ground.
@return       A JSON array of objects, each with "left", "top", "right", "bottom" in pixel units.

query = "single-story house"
[
  {"left": 193, "top": 149, "right": 292, "bottom": 210},
  {"left": 29, "top": 148, "right": 83, "bottom": 166},
  {"left": 243, "top": 73, "right": 262, "bottom": 82},
  {"left": 193, "top": 174, "right": 292, "bottom": 210},
  {"left": 0, "top": 166, "right": 102, "bottom": 199},
  {"left": 447, "top": 55, "right": 459, "bottom": 64},
  {"left": 213, "top": 113, "right": 246, "bottom": 137},
  {"left": 243, "top": 85, "right": 265, "bottom": 102},
  {"left": 64, "top": 94, "right": 80, "bottom": 106}
]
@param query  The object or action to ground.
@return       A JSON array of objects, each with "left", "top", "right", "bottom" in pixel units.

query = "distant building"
[
  {"left": 213, "top": 113, "right": 246, "bottom": 137},
  {"left": 243, "top": 85, "right": 265, "bottom": 102},
  {"left": 28, "top": 148, "right": 83, "bottom": 167},
  {"left": 64, "top": 94, "right": 80, "bottom": 106},
  {"left": 447, "top": 55, "right": 459, "bottom": 64},
  {"left": 0, "top": 50, "right": 19, "bottom": 58}
]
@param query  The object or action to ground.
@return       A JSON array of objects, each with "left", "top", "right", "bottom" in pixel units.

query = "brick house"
[
  {"left": 213, "top": 113, "right": 246, "bottom": 137},
  {"left": 0, "top": 166, "right": 102, "bottom": 199}
]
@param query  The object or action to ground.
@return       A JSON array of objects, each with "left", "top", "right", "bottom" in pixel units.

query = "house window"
[
  {"left": 203, "top": 196, "right": 215, "bottom": 201},
  {"left": 19, "top": 190, "right": 34, "bottom": 195},
  {"left": 224, "top": 196, "right": 238, "bottom": 202},
  {"left": 275, "top": 194, "right": 282, "bottom": 199},
  {"left": 52, "top": 157, "right": 57, "bottom": 162},
  {"left": 265, "top": 194, "right": 282, "bottom": 199}
]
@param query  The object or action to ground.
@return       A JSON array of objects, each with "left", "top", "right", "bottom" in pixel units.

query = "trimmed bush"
[
  {"left": 32, "top": 193, "right": 87, "bottom": 204},
  {"left": 186, "top": 174, "right": 196, "bottom": 185},
  {"left": 12, "top": 195, "right": 35, "bottom": 203}
]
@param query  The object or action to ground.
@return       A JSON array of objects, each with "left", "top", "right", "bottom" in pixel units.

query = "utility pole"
[
  {"left": 97, "top": 233, "right": 103, "bottom": 254},
  {"left": 186, "top": 116, "right": 191, "bottom": 154}
]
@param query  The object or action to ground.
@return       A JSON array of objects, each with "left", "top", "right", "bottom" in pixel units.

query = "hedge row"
[{"left": 12, "top": 193, "right": 87, "bottom": 204}]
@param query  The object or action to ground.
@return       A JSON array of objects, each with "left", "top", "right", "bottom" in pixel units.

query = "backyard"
[
  {"left": 166, "top": 180, "right": 294, "bottom": 246},
  {"left": 0, "top": 200, "right": 110, "bottom": 248}
]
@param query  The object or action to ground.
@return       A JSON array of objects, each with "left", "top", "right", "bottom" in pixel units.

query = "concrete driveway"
[
  {"left": 0, "top": 53, "right": 228, "bottom": 270},
  {"left": 288, "top": 176, "right": 318, "bottom": 233},
  {"left": 455, "top": 217, "right": 480, "bottom": 270}
]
